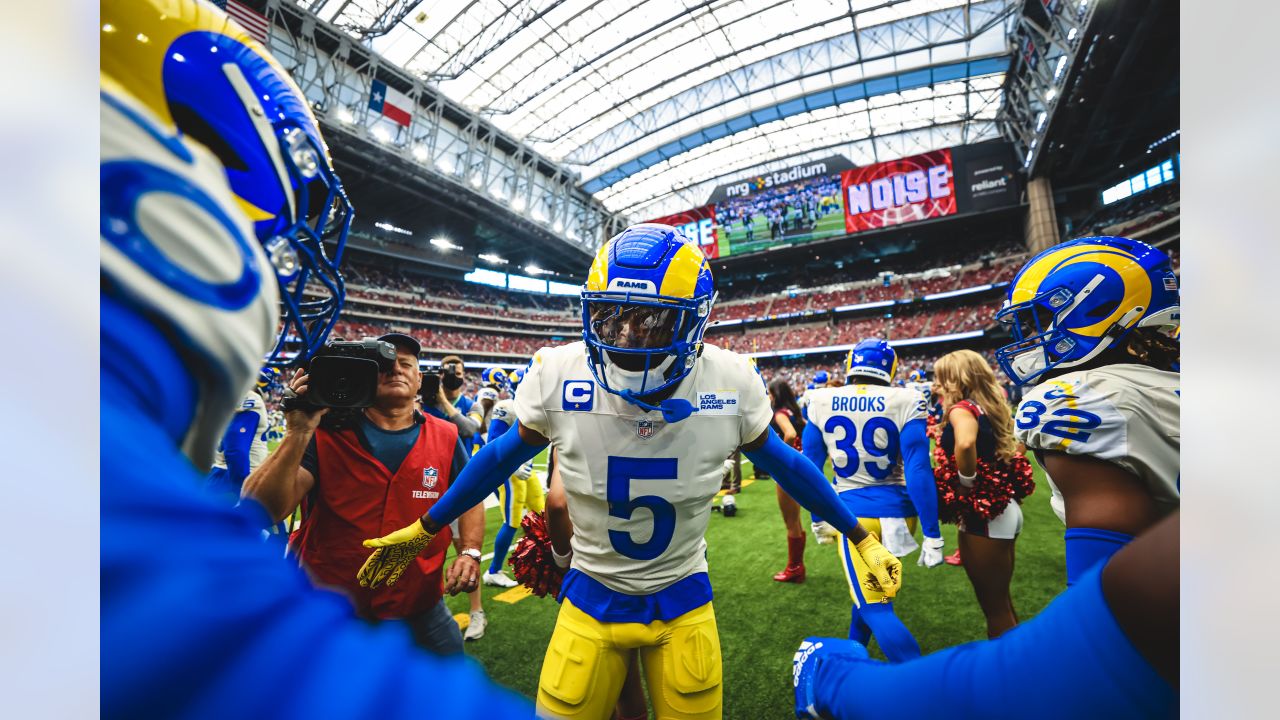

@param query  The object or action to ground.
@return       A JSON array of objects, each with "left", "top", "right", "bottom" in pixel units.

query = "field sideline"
[{"left": 444, "top": 451, "right": 1065, "bottom": 717}]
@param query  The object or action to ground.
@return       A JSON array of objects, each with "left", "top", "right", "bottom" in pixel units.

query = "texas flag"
[{"left": 368, "top": 79, "right": 412, "bottom": 127}]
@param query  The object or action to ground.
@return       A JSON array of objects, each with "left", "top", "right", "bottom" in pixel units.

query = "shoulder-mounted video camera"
[{"left": 282, "top": 339, "right": 397, "bottom": 414}]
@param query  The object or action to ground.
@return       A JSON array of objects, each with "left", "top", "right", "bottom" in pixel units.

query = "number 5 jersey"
[
  {"left": 1014, "top": 364, "right": 1180, "bottom": 522},
  {"left": 514, "top": 341, "right": 772, "bottom": 596}
]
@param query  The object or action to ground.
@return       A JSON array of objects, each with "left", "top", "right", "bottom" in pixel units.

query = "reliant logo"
[
  {"left": 846, "top": 165, "right": 951, "bottom": 215},
  {"left": 607, "top": 278, "right": 656, "bottom": 294},
  {"left": 725, "top": 161, "right": 830, "bottom": 198},
  {"left": 971, "top": 177, "right": 1008, "bottom": 193}
]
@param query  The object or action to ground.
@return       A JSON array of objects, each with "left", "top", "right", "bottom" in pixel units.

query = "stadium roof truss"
[{"left": 301, "top": 0, "right": 1018, "bottom": 222}]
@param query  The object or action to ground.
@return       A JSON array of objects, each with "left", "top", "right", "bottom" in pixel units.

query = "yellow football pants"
[
  {"left": 497, "top": 471, "right": 546, "bottom": 529},
  {"left": 536, "top": 598, "right": 722, "bottom": 719},
  {"left": 838, "top": 516, "right": 918, "bottom": 608}
]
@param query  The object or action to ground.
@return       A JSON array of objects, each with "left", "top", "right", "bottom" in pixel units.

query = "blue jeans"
[{"left": 403, "top": 598, "right": 464, "bottom": 656}]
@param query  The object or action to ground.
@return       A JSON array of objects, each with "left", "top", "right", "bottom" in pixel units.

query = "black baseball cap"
[{"left": 377, "top": 332, "right": 421, "bottom": 357}]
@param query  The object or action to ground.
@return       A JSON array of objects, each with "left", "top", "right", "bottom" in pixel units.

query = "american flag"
[{"left": 211, "top": 0, "right": 270, "bottom": 45}]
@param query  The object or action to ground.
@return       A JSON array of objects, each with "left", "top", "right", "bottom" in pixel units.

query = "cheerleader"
[{"left": 932, "top": 350, "right": 1036, "bottom": 639}]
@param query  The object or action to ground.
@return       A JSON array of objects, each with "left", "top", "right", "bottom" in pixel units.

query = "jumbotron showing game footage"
[
  {"left": 645, "top": 143, "right": 1019, "bottom": 258},
  {"left": 841, "top": 148, "right": 957, "bottom": 233}
]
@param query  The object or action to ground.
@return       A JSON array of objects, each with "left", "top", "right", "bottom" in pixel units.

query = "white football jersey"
[
  {"left": 489, "top": 397, "right": 516, "bottom": 433},
  {"left": 515, "top": 342, "right": 771, "bottom": 594},
  {"left": 212, "top": 390, "right": 269, "bottom": 472},
  {"left": 905, "top": 381, "right": 934, "bottom": 408},
  {"left": 805, "top": 384, "right": 928, "bottom": 492},
  {"left": 1015, "top": 364, "right": 1180, "bottom": 522}
]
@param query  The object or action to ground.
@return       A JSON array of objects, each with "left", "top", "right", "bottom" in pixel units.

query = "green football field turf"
[
  {"left": 720, "top": 210, "right": 846, "bottom": 256},
  {"left": 445, "top": 450, "right": 1065, "bottom": 717}
]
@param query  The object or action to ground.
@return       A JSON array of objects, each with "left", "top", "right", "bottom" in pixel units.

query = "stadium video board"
[{"left": 644, "top": 142, "right": 1019, "bottom": 258}]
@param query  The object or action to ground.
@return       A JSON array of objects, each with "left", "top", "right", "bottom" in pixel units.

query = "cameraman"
[
  {"left": 421, "top": 354, "right": 481, "bottom": 443},
  {"left": 243, "top": 333, "right": 483, "bottom": 655},
  {"left": 433, "top": 354, "right": 485, "bottom": 452}
]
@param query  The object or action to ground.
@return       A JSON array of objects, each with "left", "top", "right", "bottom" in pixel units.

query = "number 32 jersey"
[
  {"left": 1015, "top": 364, "right": 1180, "bottom": 522},
  {"left": 804, "top": 384, "right": 928, "bottom": 492},
  {"left": 514, "top": 342, "right": 772, "bottom": 595}
]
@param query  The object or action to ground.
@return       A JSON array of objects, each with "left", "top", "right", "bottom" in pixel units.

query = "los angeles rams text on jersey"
[
  {"left": 805, "top": 383, "right": 928, "bottom": 492},
  {"left": 514, "top": 342, "right": 771, "bottom": 594},
  {"left": 1016, "top": 363, "right": 1180, "bottom": 522}
]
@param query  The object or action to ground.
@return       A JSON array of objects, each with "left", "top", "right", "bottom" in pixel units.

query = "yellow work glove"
[
  {"left": 356, "top": 519, "right": 436, "bottom": 589},
  {"left": 854, "top": 533, "right": 903, "bottom": 599}
]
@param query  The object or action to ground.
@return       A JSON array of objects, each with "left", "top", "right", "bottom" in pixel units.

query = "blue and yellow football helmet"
[
  {"left": 257, "top": 366, "right": 282, "bottom": 390},
  {"left": 481, "top": 367, "right": 510, "bottom": 392},
  {"left": 581, "top": 224, "right": 716, "bottom": 408},
  {"left": 509, "top": 366, "right": 527, "bottom": 389},
  {"left": 101, "top": 0, "right": 350, "bottom": 364},
  {"left": 995, "top": 236, "right": 1180, "bottom": 385},
  {"left": 812, "top": 370, "right": 829, "bottom": 386},
  {"left": 845, "top": 338, "right": 898, "bottom": 383},
  {"left": 908, "top": 368, "right": 927, "bottom": 383}
]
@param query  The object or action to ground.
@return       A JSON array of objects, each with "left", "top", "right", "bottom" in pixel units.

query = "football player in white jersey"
[
  {"left": 205, "top": 367, "right": 273, "bottom": 501},
  {"left": 995, "top": 236, "right": 1179, "bottom": 585},
  {"left": 904, "top": 368, "right": 943, "bottom": 425},
  {"left": 803, "top": 339, "right": 943, "bottom": 661},
  {"left": 483, "top": 362, "right": 545, "bottom": 588},
  {"left": 356, "top": 224, "right": 902, "bottom": 719}
]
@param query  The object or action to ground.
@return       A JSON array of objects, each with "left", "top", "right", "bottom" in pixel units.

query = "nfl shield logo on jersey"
[
  {"left": 636, "top": 418, "right": 656, "bottom": 439},
  {"left": 422, "top": 467, "right": 439, "bottom": 489}
]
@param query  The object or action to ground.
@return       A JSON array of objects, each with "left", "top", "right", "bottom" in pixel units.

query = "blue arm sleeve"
[
  {"left": 487, "top": 417, "right": 512, "bottom": 443},
  {"left": 221, "top": 411, "right": 259, "bottom": 485},
  {"left": 801, "top": 421, "right": 828, "bottom": 470},
  {"left": 744, "top": 429, "right": 861, "bottom": 536},
  {"left": 813, "top": 565, "right": 1174, "bottom": 719},
  {"left": 102, "top": 400, "right": 531, "bottom": 719},
  {"left": 427, "top": 422, "right": 545, "bottom": 527},
  {"left": 900, "top": 419, "right": 940, "bottom": 539}
]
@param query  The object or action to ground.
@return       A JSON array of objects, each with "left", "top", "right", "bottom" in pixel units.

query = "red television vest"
[{"left": 295, "top": 413, "right": 458, "bottom": 620}]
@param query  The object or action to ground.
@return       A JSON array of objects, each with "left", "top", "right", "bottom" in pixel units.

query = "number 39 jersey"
[
  {"left": 1015, "top": 364, "right": 1180, "bottom": 521},
  {"left": 514, "top": 342, "right": 772, "bottom": 594},
  {"left": 804, "top": 384, "right": 928, "bottom": 492}
]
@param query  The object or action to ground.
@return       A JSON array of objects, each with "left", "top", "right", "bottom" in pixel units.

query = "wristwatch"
[{"left": 459, "top": 548, "right": 482, "bottom": 562}]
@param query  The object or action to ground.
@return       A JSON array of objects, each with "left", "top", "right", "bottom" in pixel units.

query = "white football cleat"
[
  {"left": 811, "top": 521, "right": 839, "bottom": 545},
  {"left": 482, "top": 571, "right": 518, "bottom": 588},
  {"left": 464, "top": 610, "right": 487, "bottom": 641}
]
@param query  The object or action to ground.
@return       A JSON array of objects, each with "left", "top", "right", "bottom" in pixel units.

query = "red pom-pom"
[
  {"left": 934, "top": 452, "right": 1036, "bottom": 527},
  {"left": 509, "top": 512, "right": 567, "bottom": 599}
]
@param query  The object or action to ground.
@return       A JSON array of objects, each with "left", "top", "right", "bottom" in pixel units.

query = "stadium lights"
[
  {"left": 553, "top": 220, "right": 564, "bottom": 232},
  {"left": 1036, "top": 111, "right": 1047, "bottom": 132},
  {"left": 524, "top": 264, "right": 551, "bottom": 275},
  {"left": 470, "top": 173, "right": 483, "bottom": 188},
  {"left": 1067, "top": 27, "right": 1078, "bottom": 42},
  {"left": 412, "top": 145, "right": 429, "bottom": 161},
  {"left": 436, "top": 155, "right": 454, "bottom": 174},
  {"left": 430, "top": 237, "right": 462, "bottom": 251},
  {"left": 334, "top": 105, "right": 355, "bottom": 124},
  {"left": 371, "top": 125, "right": 391, "bottom": 143},
  {"left": 511, "top": 196, "right": 526, "bottom": 212},
  {"left": 478, "top": 253, "right": 509, "bottom": 265},
  {"left": 374, "top": 221, "right": 412, "bottom": 236},
  {"left": 1054, "top": 56, "right": 1068, "bottom": 81},
  {"left": 1045, "top": 88, "right": 1057, "bottom": 102}
]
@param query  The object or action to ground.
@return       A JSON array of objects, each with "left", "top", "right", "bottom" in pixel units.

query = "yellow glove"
[
  {"left": 356, "top": 519, "right": 436, "bottom": 589},
  {"left": 854, "top": 533, "right": 903, "bottom": 599}
]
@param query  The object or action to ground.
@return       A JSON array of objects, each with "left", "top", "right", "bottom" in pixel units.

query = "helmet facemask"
[{"left": 583, "top": 295, "right": 709, "bottom": 399}]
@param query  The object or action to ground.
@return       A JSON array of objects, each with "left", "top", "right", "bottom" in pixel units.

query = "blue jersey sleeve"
[
  {"left": 220, "top": 410, "right": 260, "bottom": 485},
  {"left": 745, "top": 428, "right": 861, "bottom": 536},
  {"left": 427, "top": 422, "right": 545, "bottom": 527},
  {"left": 801, "top": 421, "right": 828, "bottom": 470},
  {"left": 102, "top": 400, "right": 531, "bottom": 719},
  {"left": 900, "top": 419, "right": 940, "bottom": 539},
  {"left": 811, "top": 565, "right": 1174, "bottom": 719}
]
